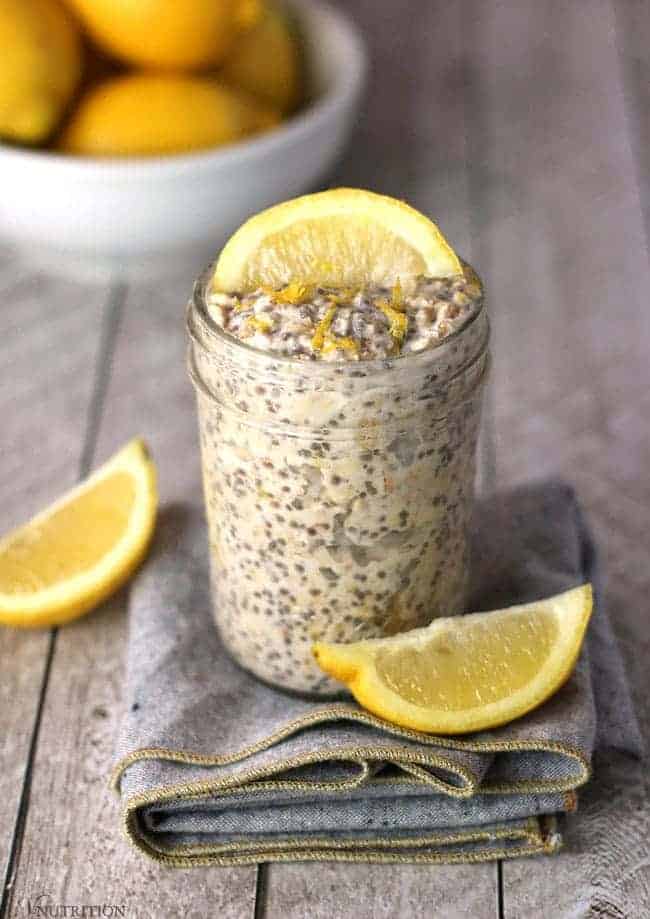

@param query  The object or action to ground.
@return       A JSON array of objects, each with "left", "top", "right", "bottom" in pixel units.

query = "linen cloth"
[{"left": 111, "top": 481, "right": 641, "bottom": 865}]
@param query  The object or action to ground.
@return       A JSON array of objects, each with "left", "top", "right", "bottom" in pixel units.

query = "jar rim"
[{"left": 187, "top": 260, "right": 487, "bottom": 381}]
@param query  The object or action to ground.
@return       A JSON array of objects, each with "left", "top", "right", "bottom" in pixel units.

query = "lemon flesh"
[
  {"left": 211, "top": 188, "right": 463, "bottom": 293},
  {"left": 313, "top": 585, "right": 592, "bottom": 734},
  {"left": 0, "top": 439, "right": 157, "bottom": 628}
]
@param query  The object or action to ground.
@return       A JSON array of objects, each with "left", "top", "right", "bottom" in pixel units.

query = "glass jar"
[{"left": 187, "top": 265, "right": 490, "bottom": 696}]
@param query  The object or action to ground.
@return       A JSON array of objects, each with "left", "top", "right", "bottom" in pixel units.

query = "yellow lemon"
[
  {"left": 212, "top": 188, "right": 463, "bottom": 293},
  {"left": 0, "top": 440, "right": 157, "bottom": 629},
  {"left": 313, "top": 585, "right": 593, "bottom": 734},
  {"left": 64, "top": 0, "right": 261, "bottom": 70},
  {"left": 0, "top": 0, "right": 82, "bottom": 144},
  {"left": 222, "top": 3, "right": 302, "bottom": 113},
  {"left": 59, "top": 74, "right": 280, "bottom": 157}
]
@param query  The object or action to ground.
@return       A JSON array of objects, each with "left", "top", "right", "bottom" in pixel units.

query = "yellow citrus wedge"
[
  {"left": 313, "top": 585, "right": 592, "bottom": 734},
  {"left": 0, "top": 439, "right": 157, "bottom": 629},
  {"left": 211, "top": 188, "right": 463, "bottom": 292}
]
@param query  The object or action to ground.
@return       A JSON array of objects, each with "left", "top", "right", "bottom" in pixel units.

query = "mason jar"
[{"left": 187, "top": 265, "right": 489, "bottom": 696}]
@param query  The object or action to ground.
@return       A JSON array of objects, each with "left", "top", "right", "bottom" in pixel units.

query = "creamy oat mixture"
[
  {"left": 206, "top": 274, "right": 481, "bottom": 361},
  {"left": 189, "top": 267, "right": 488, "bottom": 696}
]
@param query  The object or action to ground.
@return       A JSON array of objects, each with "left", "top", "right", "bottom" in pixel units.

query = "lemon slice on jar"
[
  {"left": 0, "top": 439, "right": 157, "bottom": 629},
  {"left": 211, "top": 188, "right": 463, "bottom": 292},
  {"left": 313, "top": 585, "right": 592, "bottom": 734}
]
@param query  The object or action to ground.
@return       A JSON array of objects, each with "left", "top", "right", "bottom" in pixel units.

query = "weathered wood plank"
[
  {"left": 6, "top": 280, "right": 256, "bottom": 919},
  {"left": 265, "top": 1, "right": 498, "bottom": 914},
  {"left": 6, "top": 1, "right": 648, "bottom": 915},
  {"left": 263, "top": 863, "right": 497, "bottom": 919},
  {"left": 0, "top": 270, "right": 107, "bottom": 900},
  {"left": 462, "top": 0, "right": 650, "bottom": 915},
  {"left": 615, "top": 0, "right": 650, "bottom": 246}
]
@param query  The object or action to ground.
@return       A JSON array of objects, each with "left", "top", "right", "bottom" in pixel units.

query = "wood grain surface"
[
  {"left": 0, "top": 276, "right": 108, "bottom": 902},
  {"left": 1, "top": 0, "right": 648, "bottom": 916},
  {"left": 465, "top": 1, "right": 650, "bottom": 916},
  {"left": 616, "top": 0, "right": 650, "bottom": 249},
  {"left": 4, "top": 282, "right": 257, "bottom": 919},
  {"left": 262, "top": 863, "right": 498, "bottom": 919}
]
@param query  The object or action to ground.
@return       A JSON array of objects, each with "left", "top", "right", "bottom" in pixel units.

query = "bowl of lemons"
[{"left": 0, "top": 0, "right": 366, "bottom": 280}]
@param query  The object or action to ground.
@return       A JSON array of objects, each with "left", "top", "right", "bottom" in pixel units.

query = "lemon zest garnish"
[
  {"left": 377, "top": 299, "right": 408, "bottom": 348},
  {"left": 247, "top": 315, "right": 273, "bottom": 332},
  {"left": 322, "top": 335, "right": 359, "bottom": 355},
  {"left": 311, "top": 304, "right": 337, "bottom": 351},
  {"left": 391, "top": 278, "right": 404, "bottom": 309},
  {"left": 327, "top": 287, "right": 357, "bottom": 305},
  {"left": 261, "top": 281, "right": 313, "bottom": 305},
  {"left": 376, "top": 277, "right": 409, "bottom": 349}
]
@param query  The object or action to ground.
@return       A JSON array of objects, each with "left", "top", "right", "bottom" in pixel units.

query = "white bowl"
[{"left": 0, "top": 0, "right": 366, "bottom": 282}]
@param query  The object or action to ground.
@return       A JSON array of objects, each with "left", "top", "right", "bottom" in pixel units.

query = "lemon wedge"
[
  {"left": 211, "top": 188, "right": 463, "bottom": 292},
  {"left": 313, "top": 585, "right": 592, "bottom": 734},
  {"left": 0, "top": 439, "right": 157, "bottom": 629}
]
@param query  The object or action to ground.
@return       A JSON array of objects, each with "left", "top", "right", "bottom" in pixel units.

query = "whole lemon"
[
  {"left": 0, "top": 0, "right": 82, "bottom": 144},
  {"left": 59, "top": 74, "right": 280, "bottom": 157},
  {"left": 64, "top": 0, "right": 260, "bottom": 70},
  {"left": 222, "top": 4, "right": 302, "bottom": 113}
]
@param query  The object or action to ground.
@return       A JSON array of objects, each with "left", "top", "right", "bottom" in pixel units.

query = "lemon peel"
[
  {"left": 391, "top": 278, "right": 404, "bottom": 308},
  {"left": 235, "top": 0, "right": 262, "bottom": 30},
  {"left": 59, "top": 74, "right": 278, "bottom": 157},
  {"left": 247, "top": 315, "right": 273, "bottom": 332},
  {"left": 322, "top": 335, "right": 359, "bottom": 356},
  {"left": 261, "top": 281, "right": 313, "bottom": 305},
  {"left": 0, "top": 0, "right": 82, "bottom": 144},
  {"left": 377, "top": 299, "right": 408, "bottom": 349},
  {"left": 311, "top": 304, "right": 338, "bottom": 352},
  {"left": 222, "top": 2, "right": 302, "bottom": 114},
  {"left": 64, "top": 0, "right": 260, "bottom": 70}
]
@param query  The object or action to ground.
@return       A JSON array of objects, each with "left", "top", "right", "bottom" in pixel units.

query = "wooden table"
[{"left": 1, "top": 1, "right": 648, "bottom": 916}]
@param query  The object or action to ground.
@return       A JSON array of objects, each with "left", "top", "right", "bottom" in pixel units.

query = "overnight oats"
[{"left": 186, "top": 189, "right": 490, "bottom": 695}]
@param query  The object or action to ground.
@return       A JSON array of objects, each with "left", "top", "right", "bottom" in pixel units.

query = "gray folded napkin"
[{"left": 111, "top": 482, "right": 641, "bottom": 866}]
